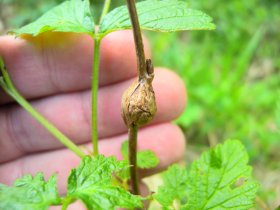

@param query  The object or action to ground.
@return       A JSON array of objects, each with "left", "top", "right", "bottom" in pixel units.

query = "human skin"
[{"left": 0, "top": 30, "right": 187, "bottom": 199}]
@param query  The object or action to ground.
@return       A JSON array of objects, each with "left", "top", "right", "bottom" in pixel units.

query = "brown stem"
[
  {"left": 126, "top": 0, "right": 146, "bottom": 196},
  {"left": 128, "top": 125, "right": 140, "bottom": 195},
  {"left": 126, "top": 0, "right": 146, "bottom": 80}
]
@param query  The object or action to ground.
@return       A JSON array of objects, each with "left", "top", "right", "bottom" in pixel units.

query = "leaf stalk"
[
  {"left": 0, "top": 64, "right": 85, "bottom": 158},
  {"left": 91, "top": 38, "right": 101, "bottom": 156},
  {"left": 100, "top": 0, "right": 111, "bottom": 23}
]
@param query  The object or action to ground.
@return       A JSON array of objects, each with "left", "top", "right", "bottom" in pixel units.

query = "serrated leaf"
[
  {"left": 121, "top": 140, "right": 159, "bottom": 169},
  {"left": 155, "top": 164, "right": 188, "bottom": 209},
  {"left": 184, "top": 140, "right": 259, "bottom": 210},
  {"left": 67, "top": 155, "right": 142, "bottom": 210},
  {"left": 154, "top": 140, "right": 259, "bottom": 210},
  {"left": 11, "top": 0, "right": 94, "bottom": 36},
  {"left": 0, "top": 173, "right": 61, "bottom": 210},
  {"left": 99, "top": 0, "right": 215, "bottom": 37}
]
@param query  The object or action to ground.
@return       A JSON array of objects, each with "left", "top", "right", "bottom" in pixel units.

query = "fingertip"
[
  {"left": 153, "top": 67, "right": 187, "bottom": 121},
  {"left": 142, "top": 33, "right": 152, "bottom": 59}
]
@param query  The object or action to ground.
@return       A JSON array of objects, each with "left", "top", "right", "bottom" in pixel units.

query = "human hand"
[{"left": 0, "top": 31, "right": 186, "bottom": 198}]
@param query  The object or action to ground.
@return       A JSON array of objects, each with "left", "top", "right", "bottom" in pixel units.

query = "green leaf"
[
  {"left": 121, "top": 140, "right": 159, "bottom": 169},
  {"left": 67, "top": 155, "right": 142, "bottom": 210},
  {"left": 137, "top": 150, "right": 160, "bottom": 169},
  {"left": 0, "top": 173, "right": 61, "bottom": 210},
  {"left": 99, "top": 0, "right": 215, "bottom": 37},
  {"left": 155, "top": 164, "right": 188, "bottom": 209},
  {"left": 184, "top": 140, "right": 259, "bottom": 209},
  {"left": 11, "top": 0, "right": 94, "bottom": 36},
  {"left": 154, "top": 140, "right": 259, "bottom": 210}
]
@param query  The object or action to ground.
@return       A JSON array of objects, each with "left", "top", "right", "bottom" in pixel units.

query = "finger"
[
  {"left": 0, "top": 123, "right": 186, "bottom": 194},
  {"left": 0, "top": 30, "right": 150, "bottom": 104},
  {"left": 0, "top": 68, "right": 186, "bottom": 163}
]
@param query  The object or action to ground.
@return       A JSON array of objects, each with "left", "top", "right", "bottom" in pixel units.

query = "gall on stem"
[
  {"left": 122, "top": 0, "right": 157, "bottom": 195},
  {"left": 121, "top": 59, "right": 157, "bottom": 195}
]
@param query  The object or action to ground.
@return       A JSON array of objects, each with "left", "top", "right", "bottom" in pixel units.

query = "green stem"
[
  {"left": 91, "top": 38, "right": 101, "bottom": 156},
  {"left": 128, "top": 125, "right": 140, "bottom": 195},
  {"left": 61, "top": 203, "right": 68, "bottom": 210},
  {"left": 90, "top": 0, "right": 111, "bottom": 156},
  {"left": 0, "top": 80, "right": 85, "bottom": 158},
  {"left": 100, "top": 0, "right": 111, "bottom": 23},
  {"left": 61, "top": 197, "right": 74, "bottom": 210},
  {"left": 0, "top": 60, "right": 14, "bottom": 89}
]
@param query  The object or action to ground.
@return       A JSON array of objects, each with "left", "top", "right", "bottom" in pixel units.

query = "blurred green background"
[{"left": 0, "top": 0, "right": 279, "bottom": 209}]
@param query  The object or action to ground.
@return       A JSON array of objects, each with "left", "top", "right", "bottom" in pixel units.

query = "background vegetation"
[{"left": 0, "top": 0, "right": 279, "bottom": 209}]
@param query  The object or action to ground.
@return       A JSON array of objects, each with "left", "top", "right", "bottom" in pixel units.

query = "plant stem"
[
  {"left": 0, "top": 79, "right": 85, "bottom": 158},
  {"left": 126, "top": 0, "right": 146, "bottom": 80},
  {"left": 61, "top": 203, "right": 68, "bottom": 210},
  {"left": 128, "top": 125, "right": 140, "bottom": 195},
  {"left": 100, "top": 0, "right": 111, "bottom": 23},
  {"left": 91, "top": 38, "right": 101, "bottom": 156},
  {"left": 61, "top": 197, "right": 74, "bottom": 210},
  {"left": 126, "top": 0, "right": 147, "bottom": 195},
  {"left": 90, "top": 0, "right": 111, "bottom": 156}
]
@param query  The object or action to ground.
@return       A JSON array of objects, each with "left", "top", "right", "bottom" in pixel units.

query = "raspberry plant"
[{"left": 0, "top": 0, "right": 259, "bottom": 209}]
